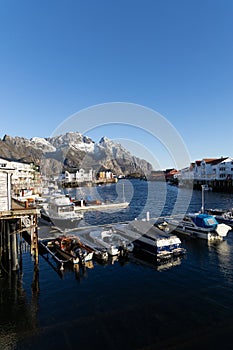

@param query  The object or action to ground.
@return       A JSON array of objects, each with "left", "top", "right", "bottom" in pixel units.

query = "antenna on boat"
[{"left": 122, "top": 183, "right": 125, "bottom": 203}]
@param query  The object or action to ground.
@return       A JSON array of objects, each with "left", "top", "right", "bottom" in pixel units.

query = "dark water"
[{"left": 1, "top": 180, "right": 233, "bottom": 350}]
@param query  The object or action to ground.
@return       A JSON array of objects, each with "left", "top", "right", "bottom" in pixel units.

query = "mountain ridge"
[{"left": 0, "top": 132, "right": 153, "bottom": 177}]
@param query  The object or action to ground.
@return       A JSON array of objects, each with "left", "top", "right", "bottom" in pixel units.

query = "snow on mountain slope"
[{"left": 30, "top": 137, "right": 56, "bottom": 152}]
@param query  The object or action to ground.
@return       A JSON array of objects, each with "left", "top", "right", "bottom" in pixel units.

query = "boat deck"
[{"left": 74, "top": 201, "right": 129, "bottom": 212}]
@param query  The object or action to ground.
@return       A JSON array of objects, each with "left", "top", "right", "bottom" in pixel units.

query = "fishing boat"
[
  {"left": 89, "top": 228, "right": 134, "bottom": 256},
  {"left": 158, "top": 213, "right": 231, "bottom": 241},
  {"left": 40, "top": 195, "right": 83, "bottom": 230}
]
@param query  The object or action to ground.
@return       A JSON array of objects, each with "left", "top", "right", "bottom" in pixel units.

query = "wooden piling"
[{"left": 0, "top": 208, "right": 40, "bottom": 274}]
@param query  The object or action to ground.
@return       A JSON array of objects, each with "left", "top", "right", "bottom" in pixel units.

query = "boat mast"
[
  {"left": 201, "top": 184, "right": 208, "bottom": 213},
  {"left": 122, "top": 183, "right": 125, "bottom": 203}
]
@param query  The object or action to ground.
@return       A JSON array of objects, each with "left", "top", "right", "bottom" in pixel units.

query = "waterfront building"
[
  {"left": 0, "top": 163, "right": 14, "bottom": 211},
  {"left": 97, "top": 167, "right": 117, "bottom": 181},
  {"left": 60, "top": 168, "right": 94, "bottom": 185},
  {"left": 0, "top": 157, "right": 41, "bottom": 197},
  {"left": 179, "top": 157, "right": 233, "bottom": 191}
]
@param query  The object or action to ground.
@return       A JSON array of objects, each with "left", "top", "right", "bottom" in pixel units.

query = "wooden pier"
[{"left": 0, "top": 207, "right": 40, "bottom": 275}]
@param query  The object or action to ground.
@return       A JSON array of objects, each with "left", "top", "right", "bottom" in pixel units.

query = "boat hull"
[
  {"left": 40, "top": 211, "right": 82, "bottom": 230},
  {"left": 164, "top": 221, "right": 222, "bottom": 240}
]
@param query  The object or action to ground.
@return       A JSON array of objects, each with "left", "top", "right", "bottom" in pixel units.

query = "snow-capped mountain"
[
  {"left": 0, "top": 132, "right": 152, "bottom": 176},
  {"left": 30, "top": 137, "right": 56, "bottom": 152}
]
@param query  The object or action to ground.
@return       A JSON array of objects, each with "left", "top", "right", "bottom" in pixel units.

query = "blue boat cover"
[{"left": 193, "top": 214, "right": 218, "bottom": 228}]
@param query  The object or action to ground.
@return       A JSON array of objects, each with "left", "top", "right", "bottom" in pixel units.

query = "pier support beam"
[
  {"left": 30, "top": 214, "right": 39, "bottom": 272},
  {"left": 0, "top": 208, "right": 39, "bottom": 274},
  {"left": 11, "top": 229, "right": 19, "bottom": 271}
]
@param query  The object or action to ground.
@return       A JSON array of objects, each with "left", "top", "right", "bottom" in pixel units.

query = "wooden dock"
[{"left": 0, "top": 207, "right": 40, "bottom": 274}]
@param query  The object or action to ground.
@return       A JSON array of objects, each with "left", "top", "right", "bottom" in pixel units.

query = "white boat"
[
  {"left": 206, "top": 208, "right": 233, "bottom": 228},
  {"left": 40, "top": 195, "right": 83, "bottom": 230},
  {"left": 89, "top": 229, "right": 134, "bottom": 256},
  {"left": 115, "top": 221, "right": 185, "bottom": 262},
  {"left": 159, "top": 184, "right": 232, "bottom": 241},
  {"left": 159, "top": 213, "right": 231, "bottom": 241}
]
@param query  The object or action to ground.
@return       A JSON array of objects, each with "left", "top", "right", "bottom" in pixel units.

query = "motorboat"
[
  {"left": 158, "top": 213, "right": 232, "bottom": 241},
  {"left": 206, "top": 208, "right": 233, "bottom": 228},
  {"left": 48, "top": 236, "right": 93, "bottom": 265},
  {"left": 114, "top": 220, "right": 185, "bottom": 262},
  {"left": 40, "top": 195, "right": 83, "bottom": 230},
  {"left": 74, "top": 233, "right": 109, "bottom": 262},
  {"left": 89, "top": 229, "right": 134, "bottom": 256}
]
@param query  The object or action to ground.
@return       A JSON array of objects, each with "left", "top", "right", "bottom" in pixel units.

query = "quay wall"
[{"left": 181, "top": 179, "right": 233, "bottom": 193}]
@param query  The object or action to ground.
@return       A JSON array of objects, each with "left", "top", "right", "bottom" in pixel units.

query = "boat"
[
  {"left": 158, "top": 184, "right": 232, "bottom": 241},
  {"left": 50, "top": 236, "right": 93, "bottom": 265},
  {"left": 89, "top": 228, "right": 134, "bottom": 256},
  {"left": 74, "top": 233, "right": 109, "bottom": 262},
  {"left": 114, "top": 220, "right": 185, "bottom": 262},
  {"left": 72, "top": 184, "right": 129, "bottom": 213},
  {"left": 158, "top": 213, "right": 232, "bottom": 240},
  {"left": 40, "top": 195, "right": 83, "bottom": 230},
  {"left": 206, "top": 208, "right": 233, "bottom": 228},
  {"left": 73, "top": 200, "right": 129, "bottom": 213}
]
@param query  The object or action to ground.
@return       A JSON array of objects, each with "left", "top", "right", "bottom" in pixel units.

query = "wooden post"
[
  {"left": 30, "top": 214, "right": 39, "bottom": 271},
  {"left": 11, "top": 229, "right": 19, "bottom": 271},
  {"left": 0, "top": 220, "right": 3, "bottom": 277},
  {"left": 6, "top": 221, "right": 11, "bottom": 266}
]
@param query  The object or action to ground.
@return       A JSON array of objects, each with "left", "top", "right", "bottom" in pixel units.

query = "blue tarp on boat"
[{"left": 193, "top": 214, "right": 218, "bottom": 228}]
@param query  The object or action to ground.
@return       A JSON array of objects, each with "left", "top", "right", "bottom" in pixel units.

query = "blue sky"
[{"left": 0, "top": 0, "right": 233, "bottom": 169}]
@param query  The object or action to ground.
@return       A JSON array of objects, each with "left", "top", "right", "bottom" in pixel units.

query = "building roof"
[{"left": 203, "top": 157, "right": 228, "bottom": 165}]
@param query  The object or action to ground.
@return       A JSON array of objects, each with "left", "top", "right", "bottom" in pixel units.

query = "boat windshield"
[{"left": 59, "top": 206, "right": 74, "bottom": 213}]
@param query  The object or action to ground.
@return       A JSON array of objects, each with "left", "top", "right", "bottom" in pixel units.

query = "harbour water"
[{"left": 1, "top": 180, "right": 233, "bottom": 349}]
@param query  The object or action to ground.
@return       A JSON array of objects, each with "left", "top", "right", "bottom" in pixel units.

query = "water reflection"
[
  {"left": 0, "top": 270, "right": 39, "bottom": 349},
  {"left": 208, "top": 237, "right": 233, "bottom": 284},
  {"left": 130, "top": 253, "right": 183, "bottom": 271}
]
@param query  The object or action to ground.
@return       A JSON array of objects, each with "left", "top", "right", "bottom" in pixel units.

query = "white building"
[
  {"left": 0, "top": 157, "right": 40, "bottom": 191},
  {"left": 0, "top": 163, "right": 15, "bottom": 211},
  {"left": 180, "top": 157, "right": 233, "bottom": 182},
  {"left": 62, "top": 168, "right": 94, "bottom": 183}
]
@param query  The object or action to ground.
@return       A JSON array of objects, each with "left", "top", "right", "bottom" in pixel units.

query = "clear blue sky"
[{"left": 0, "top": 0, "right": 233, "bottom": 169}]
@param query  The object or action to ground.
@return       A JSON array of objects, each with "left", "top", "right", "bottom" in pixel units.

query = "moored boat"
[
  {"left": 89, "top": 228, "right": 134, "bottom": 256},
  {"left": 206, "top": 208, "right": 233, "bottom": 228},
  {"left": 158, "top": 213, "right": 231, "bottom": 241},
  {"left": 49, "top": 236, "right": 93, "bottom": 265},
  {"left": 40, "top": 194, "right": 83, "bottom": 230},
  {"left": 114, "top": 220, "right": 185, "bottom": 262},
  {"left": 74, "top": 234, "right": 109, "bottom": 262}
]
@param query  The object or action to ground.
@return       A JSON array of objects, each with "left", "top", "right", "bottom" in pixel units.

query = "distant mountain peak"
[{"left": 0, "top": 132, "right": 153, "bottom": 176}]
